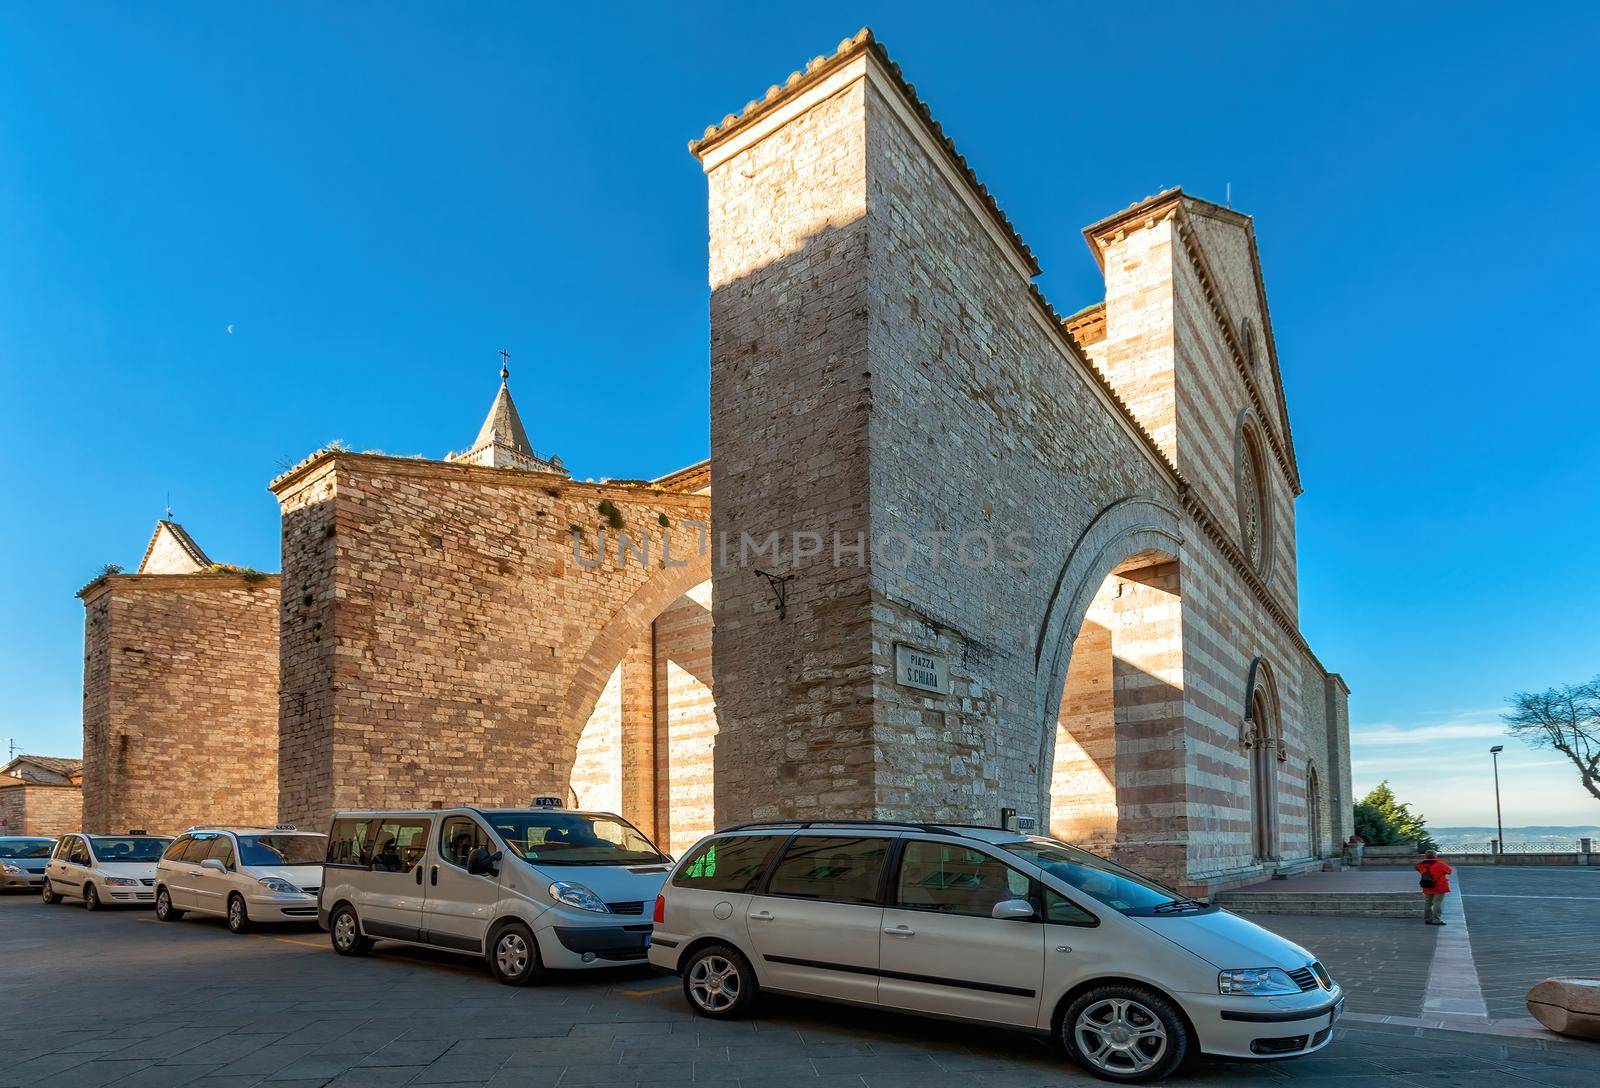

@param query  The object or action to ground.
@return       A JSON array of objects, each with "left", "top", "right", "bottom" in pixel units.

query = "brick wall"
[
  {"left": 79, "top": 574, "right": 279, "bottom": 835},
  {"left": 698, "top": 38, "right": 1348, "bottom": 890},
  {"left": 655, "top": 584, "right": 715, "bottom": 855},
  {"left": 0, "top": 784, "right": 82, "bottom": 836},
  {"left": 271, "top": 452, "right": 711, "bottom": 831}
]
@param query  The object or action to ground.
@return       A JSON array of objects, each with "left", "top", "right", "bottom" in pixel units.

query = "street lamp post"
[{"left": 1490, "top": 745, "right": 1505, "bottom": 854}]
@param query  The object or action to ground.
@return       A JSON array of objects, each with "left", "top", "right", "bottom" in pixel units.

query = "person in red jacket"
[{"left": 1416, "top": 850, "right": 1453, "bottom": 925}]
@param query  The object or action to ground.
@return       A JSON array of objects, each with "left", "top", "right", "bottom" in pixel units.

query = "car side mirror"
[
  {"left": 466, "top": 848, "right": 501, "bottom": 877},
  {"left": 200, "top": 859, "right": 227, "bottom": 874},
  {"left": 992, "top": 898, "right": 1035, "bottom": 921}
]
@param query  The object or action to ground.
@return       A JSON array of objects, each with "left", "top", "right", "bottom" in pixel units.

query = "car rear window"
[{"left": 672, "top": 835, "right": 782, "bottom": 893}]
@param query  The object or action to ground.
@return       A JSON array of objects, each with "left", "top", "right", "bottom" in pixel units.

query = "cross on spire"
[{"left": 499, "top": 348, "right": 511, "bottom": 385}]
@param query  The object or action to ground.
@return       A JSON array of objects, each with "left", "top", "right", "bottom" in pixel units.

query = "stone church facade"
[{"left": 79, "top": 29, "right": 1350, "bottom": 894}]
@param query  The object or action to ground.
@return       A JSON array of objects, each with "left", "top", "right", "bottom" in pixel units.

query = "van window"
[
  {"left": 673, "top": 835, "right": 782, "bottom": 893},
  {"left": 163, "top": 837, "right": 191, "bottom": 862},
  {"left": 894, "top": 840, "right": 1031, "bottom": 917},
  {"left": 766, "top": 836, "right": 889, "bottom": 905},
  {"left": 178, "top": 835, "right": 214, "bottom": 864},
  {"left": 1004, "top": 838, "right": 1185, "bottom": 915},
  {"left": 327, "top": 819, "right": 374, "bottom": 866},
  {"left": 1043, "top": 887, "right": 1099, "bottom": 927},
  {"left": 371, "top": 820, "right": 430, "bottom": 873},
  {"left": 207, "top": 836, "right": 236, "bottom": 869},
  {"left": 440, "top": 817, "right": 492, "bottom": 869}
]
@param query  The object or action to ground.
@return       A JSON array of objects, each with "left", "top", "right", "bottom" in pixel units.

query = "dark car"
[{"left": 0, "top": 837, "right": 56, "bottom": 891}]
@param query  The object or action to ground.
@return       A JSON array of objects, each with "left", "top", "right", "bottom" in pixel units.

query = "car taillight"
[{"left": 652, "top": 894, "right": 665, "bottom": 924}]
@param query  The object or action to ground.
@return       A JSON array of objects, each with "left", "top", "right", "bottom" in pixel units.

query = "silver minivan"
[
  {"left": 649, "top": 820, "right": 1342, "bottom": 1083},
  {"left": 319, "top": 806, "right": 671, "bottom": 983}
]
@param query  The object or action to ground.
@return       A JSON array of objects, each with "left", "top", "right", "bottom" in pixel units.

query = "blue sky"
[{"left": 3, "top": 3, "right": 1597, "bottom": 827}]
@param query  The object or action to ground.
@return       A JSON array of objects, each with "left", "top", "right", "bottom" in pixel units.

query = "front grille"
[
  {"left": 1250, "top": 1035, "right": 1309, "bottom": 1055},
  {"left": 1287, "top": 966, "right": 1318, "bottom": 992},
  {"left": 606, "top": 900, "right": 645, "bottom": 916},
  {"left": 1311, "top": 961, "right": 1332, "bottom": 990}
]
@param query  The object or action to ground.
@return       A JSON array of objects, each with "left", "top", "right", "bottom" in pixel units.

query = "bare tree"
[{"left": 1503, "top": 677, "right": 1600, "bottom": 801}]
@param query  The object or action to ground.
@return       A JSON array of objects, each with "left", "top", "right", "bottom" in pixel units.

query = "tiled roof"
[
  {"left": 1, "top": 755, "right": 83, "bottom": 785},
  {"left": 137, "top": 520, "right": 212, "bottom": 574}
]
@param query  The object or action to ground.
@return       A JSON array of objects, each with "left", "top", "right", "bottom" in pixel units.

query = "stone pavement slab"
[{"left": 3, "top": 885, "right": 1596, "bottom": 1087}]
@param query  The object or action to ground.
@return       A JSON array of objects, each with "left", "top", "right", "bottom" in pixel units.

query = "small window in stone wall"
[{"left": 1240, "top": 317, "right": 1257, "bottom": 370}]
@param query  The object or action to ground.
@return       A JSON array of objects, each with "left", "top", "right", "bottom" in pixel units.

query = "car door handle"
[
  {"left": 430, "top": 865, "right": 438, "bottom": 886},
  {"left": 883, "top": 924, "right": 916, "bottom": 937},
  {"left": 414, "top": 866, "right": 423, "bottom": 885},
  {"left": 749, "top": 910, "right": 774, "bottom": 922}
]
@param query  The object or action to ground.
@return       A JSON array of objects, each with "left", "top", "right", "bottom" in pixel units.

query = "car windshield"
[
  {"left": 88, "top": 837, "right": 171, "bottom": 862},
  {"left": 237, "top": 834, "right": 326, "bottom": 866},
  {"left": 0, "top": 838, "right": 54, "bottom": 859},
  {"left": 1002, "top": 837, "right": 1196, "bottom": 914},
  {"left": 484, "top": 811, "right": 667, "bottom": 866}
]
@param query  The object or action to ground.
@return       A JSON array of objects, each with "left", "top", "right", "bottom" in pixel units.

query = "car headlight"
[
  {"left": 103, "top": 877, "right": 139, "bottom": 887},
  {"left": 1219, "top": 968, "right": 1302, "bottom": 996},
  {"left": 257, "top": 876, "right": 304, "bottom": 895},
  {"left": 547, "top": 881, "right": 610, "bottom": 913},
  {"left": 0, "top": 863, "right": 22, "bottom": 875}
]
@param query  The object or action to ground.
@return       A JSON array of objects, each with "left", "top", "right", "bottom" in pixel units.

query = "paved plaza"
[{"left": 1, "top": 868, "right": 1596, "bottom": 1087}]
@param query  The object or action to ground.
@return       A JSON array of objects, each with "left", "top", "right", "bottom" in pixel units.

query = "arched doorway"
[
  {"left": 1047, "top": 549, "right": 1183, "bottom": 869},
  {"left": 567, "top": 578, "right": 715, "bottom": 856},
  {"left": 1246, "top": 677, "right": 1281, "bottom": 864},
  {"left": 1306, "top": 764, "right": 1323, "bottom": 859}
]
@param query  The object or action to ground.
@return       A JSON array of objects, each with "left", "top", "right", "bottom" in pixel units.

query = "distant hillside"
[{"left": 1432, "top": 825, "right": 1600, "bottom": 835}]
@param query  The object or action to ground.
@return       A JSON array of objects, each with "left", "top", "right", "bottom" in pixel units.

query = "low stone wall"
[{"left": 1360, "top": 852, "right": 1595, "bottom": 867}]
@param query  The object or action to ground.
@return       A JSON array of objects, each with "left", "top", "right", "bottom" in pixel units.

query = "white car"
[
  {"left": 42, "top": 833, "right": 172, "bottom": 909},
  {"left": 649, "top": 821, "right": 1343, "bottom": 1084},
  {"left": 319, "top": 806, "right": 671, "bottom": 984},
  {"left": 154, "top": 826, "right": 327, "bottom": 933},
  {"left": 0, "top": 837, "right": 55, "bottom": 892}
]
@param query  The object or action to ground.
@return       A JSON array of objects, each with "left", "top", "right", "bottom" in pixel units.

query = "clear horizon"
[{"left": 3, "top": 3, "right": 1597, "bottom": 827}]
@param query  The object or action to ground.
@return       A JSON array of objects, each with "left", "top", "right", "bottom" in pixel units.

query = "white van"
[
  {"left": 318, "top": 806, "right": 671, "bottom": 984},
  {"left": 648, "top": 821, "right": 1343, "bottom": 1084},
  {"left": 154, "top": 826, "right": 327, "bottom": 932}
]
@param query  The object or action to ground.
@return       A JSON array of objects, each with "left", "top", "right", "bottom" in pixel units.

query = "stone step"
[{"left": 1215, "top": 891, "right": 1420, "bottom": 917}]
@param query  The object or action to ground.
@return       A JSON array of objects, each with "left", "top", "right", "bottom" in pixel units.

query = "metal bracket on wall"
[{"left": 752, "top": 568, "right": 795, "bottom": 620}]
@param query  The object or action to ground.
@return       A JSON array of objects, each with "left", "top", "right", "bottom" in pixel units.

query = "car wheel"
[
  {"left": 154, "top": 887, "right": 184, "bottom": 921},
  {"left": 41, "top": 880, "right": 60, "bottom": 905},
  {"left": 227, "top": 894, "right": 252, "bottom": 934},
  {"left": 82, "top": 884, "right": 101, "bottom": 912},
  {"left": 487, "top": 922, "right": 543, "bottom": 986},
  {"left": 329, "top": 905, "right": 374, "bottom": 957},
  {"left": 1060, "top": 983, "right": 1189, "bottom": 1083},
  {"left": 682, "top": 943, "right": 758, "bottom": 1019}
]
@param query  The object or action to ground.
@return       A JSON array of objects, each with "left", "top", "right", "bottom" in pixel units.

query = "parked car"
[
  {"left": 42, "top": 833, "right": 172, "bottom": 909},
  {"left": 154, "top": 826, "right": 327, "bottom": 933},
  {"left": 318, "top": 806, "right": 671, "bottom": 984},
  {"left": 0, "top": 837, "right": 55, "bottom": 892},
  {"left": 648, "top": 821, "right": 1343, "bottom": 1084}
]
